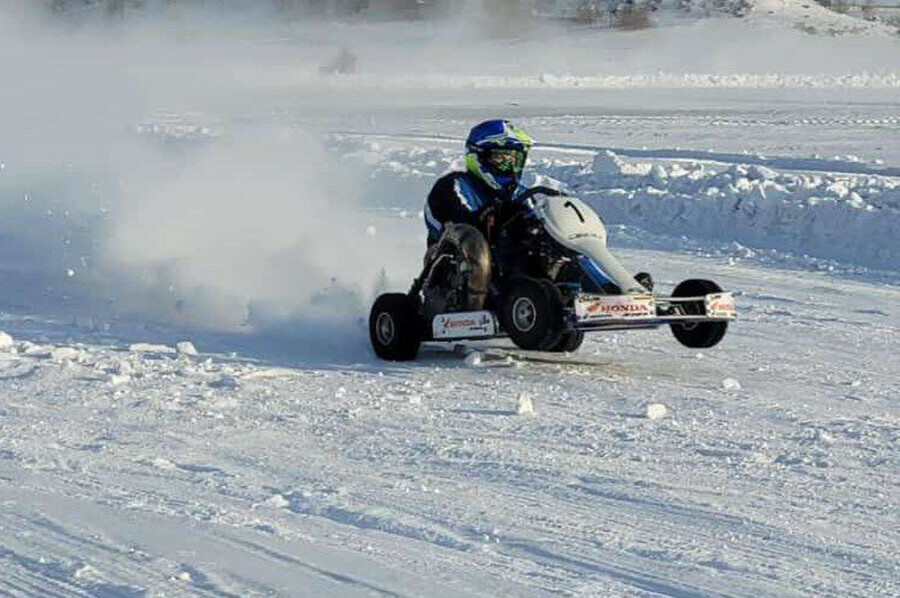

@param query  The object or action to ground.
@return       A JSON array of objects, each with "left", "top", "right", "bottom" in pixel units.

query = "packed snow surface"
[{"left": 1, "top": 248, "right": 898, "bottom": 596}]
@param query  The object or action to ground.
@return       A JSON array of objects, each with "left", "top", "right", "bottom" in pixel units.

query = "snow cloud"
[{"left": 0, "top": 8, "right": 403, "bottom": 345}]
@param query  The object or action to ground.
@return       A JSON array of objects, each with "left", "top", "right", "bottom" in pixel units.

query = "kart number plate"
[
  {"left": 705, "top": 293, "right": 736, "bottom": 319},
  {"left": 433, "top": 311, "right": 497, "bottom": 340},
  {"left": 576, "top": 294, "right": 655, "bottom": 322}
]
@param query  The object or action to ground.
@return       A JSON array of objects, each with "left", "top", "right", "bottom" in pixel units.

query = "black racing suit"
[{"left": 424, "top": 171, "right": 524, "bottom": 246}]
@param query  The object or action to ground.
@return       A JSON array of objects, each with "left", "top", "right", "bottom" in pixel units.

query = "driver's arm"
[{"left": 425, "top": 175, "right": 483, "bottom": 238}]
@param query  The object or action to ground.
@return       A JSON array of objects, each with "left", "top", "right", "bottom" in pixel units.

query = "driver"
[
  {"left": 424, "top": 119, "right": 533, "bottom": 244},
  {"left": 422, "top": 119, "right": 534, "bottom": 310}
]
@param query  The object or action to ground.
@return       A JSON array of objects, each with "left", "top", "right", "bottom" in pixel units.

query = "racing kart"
[{"left": 369, "top": 189, "right": 736, "bottom": 361}]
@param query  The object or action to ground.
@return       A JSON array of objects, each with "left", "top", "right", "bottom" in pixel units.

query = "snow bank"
[
  {"left": 549, "top": 151, "right": 900, "bottom": 270},
  {"left": 320, "top": 72, "right": 900, "bottom": 91}
]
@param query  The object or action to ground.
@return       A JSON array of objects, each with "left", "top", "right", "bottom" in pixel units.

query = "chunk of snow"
[
  {"left": 108, "top": 373, "right": 131, "bottom": 386},
  {"left": 114, "top": 359, "right": 133, "bottom": 375},
  {"left": 0, "top": 331, "right": 14, "bottom": 351},
  {"left": 646, "top": 403, "right": 668, "bottom": 420},
  {"left": 129, "top": 343, "right": 176, "bottom": 355},
  {"left": 23, "top": 344, "right": 52, "bottom": 357},
  {"left": 517, "top": 393, "right": 535, "bottom": 416},
  {"left": 464, "top": 351, "right": 483, "bottom": 368},
  {"left": 815, "top": 429, "right": 836, "bottom": 445},
  {"left": 592, "top": 150, "right": 625, "bottom": 177},
  {"left": 151, "top": 457, "right": 176, "bottom": 470},
  {"left": 73, "top": 564, "right": 102, "bottom": 581},
  {"left": 176, "top": 341, "right": 198, "bottom": 357},
  {"left": 51, "top": 347, "right": 81, "bottom": 363},
  {"left": 722, "top": 378, "right": 742, "bottom": 391},
  {"left": 264, "top": 494, "right": 291, "bottom": 509},
  {"left": 650, "top": 165, "right": 668, "bottom": 186}
]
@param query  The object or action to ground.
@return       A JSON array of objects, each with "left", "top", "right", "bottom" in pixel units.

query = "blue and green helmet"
[{"left": 465, "top": 119, "right": 534, "bottom": 192}]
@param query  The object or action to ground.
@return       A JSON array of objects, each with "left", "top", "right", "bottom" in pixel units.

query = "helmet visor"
[{"left": 486, "top": 149, "right": 526, "bottom": 174}]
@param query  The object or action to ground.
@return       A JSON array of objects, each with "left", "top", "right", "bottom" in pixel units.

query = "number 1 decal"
[{"left": 564, "top": 201, "right": 585, "bottom": 223}]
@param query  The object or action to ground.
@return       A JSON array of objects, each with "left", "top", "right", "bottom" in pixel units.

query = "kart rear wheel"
[
  {"left": 548, "top": 330, "right": 585, "bottom": 353},
  {"left": 502, "top": 278, "right": 565, "bottom": 351},
  {"left": 369, "top": 293, "right": 422, "bottom": 361},
  {"left": 670, "top": 279, "right": 728, "bottom": 349}
]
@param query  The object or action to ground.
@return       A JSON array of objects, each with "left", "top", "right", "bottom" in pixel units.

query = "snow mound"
[
  {"left": 176, "top": 341, "right": 199, "bottom": 357},
  {"left": 545, "top": 152, "right": 900, "bottom": 270}
]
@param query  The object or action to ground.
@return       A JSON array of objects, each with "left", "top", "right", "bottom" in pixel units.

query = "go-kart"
[{"left": 369, "top": 188, "right": 736, "bottom": 361}]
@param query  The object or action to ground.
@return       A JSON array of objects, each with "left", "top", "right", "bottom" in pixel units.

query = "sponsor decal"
[
  {"left": 705, "top": 293, "right": 736, "bottom": 318},
  {"left": 433, "top": 312, "right": 497, "bottom": 339},
  {"left": 576, "top": 294, "right": 655, "bottom": 322}
]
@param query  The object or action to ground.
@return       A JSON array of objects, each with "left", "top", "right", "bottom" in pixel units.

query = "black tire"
[
  {"left": 502, "top": 278, "right": 565, "bottom": 351},
  {"left": 548, "top": 330, "right": 585, "bottom": 353},
  {"left": 369, "top": 294, "right": 422, "bottom": 361},
  {"left": 670, "top": 279, "right": 728, "bottom": 349}
]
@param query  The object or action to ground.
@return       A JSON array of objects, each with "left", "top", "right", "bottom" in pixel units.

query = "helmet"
[{"left": 465, "top": 119, "right": 533, "bottom": 194}]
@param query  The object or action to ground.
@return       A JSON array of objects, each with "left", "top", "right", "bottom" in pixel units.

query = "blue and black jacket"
[{"left": 424, "top": 171, "right": 528, "bottom": 246}]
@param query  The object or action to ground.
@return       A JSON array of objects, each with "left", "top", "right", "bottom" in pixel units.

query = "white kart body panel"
[
  {"left": 533, "top": 195, "right": 645, "bottom": 294},
  {"left": 432, "top": 311, "right": 498, "bottom": 340}
]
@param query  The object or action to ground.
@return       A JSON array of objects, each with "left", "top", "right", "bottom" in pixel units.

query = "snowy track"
[
  {"left": 3, "top": 14, "right": 900, "bottom": 592},
  {"left": 2, "top": 247, "right": 898, "bottom": 597}
]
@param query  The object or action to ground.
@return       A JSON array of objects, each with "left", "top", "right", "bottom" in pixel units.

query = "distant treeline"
[
  {"left": 40, "top": 1, "right": 638, "bottom": 21},
  {"left": 44, "top": 0, "right": 501, "bottom": 19}
]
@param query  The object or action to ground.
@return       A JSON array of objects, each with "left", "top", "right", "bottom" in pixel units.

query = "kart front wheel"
[
  {"left": 502, "top": 278, "right": 565, "bottom": 351},
  {"left": 670, "top": 279, "right": 728, "bottom": 349},
  {"left": 369, "top": 294, "right": 422, "bottom": 361},
  {"left": 548, "top": 330, "right": 585, "bottom": 353}
]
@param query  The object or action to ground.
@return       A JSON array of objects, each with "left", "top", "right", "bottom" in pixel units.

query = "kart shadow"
[{"left": 0, "top": 308, "right": 642, "bottom": 377}]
